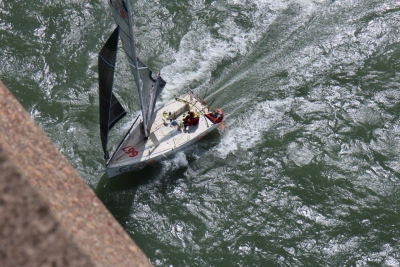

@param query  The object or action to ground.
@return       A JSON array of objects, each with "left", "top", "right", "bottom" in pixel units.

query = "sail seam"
[
  {"left": 120, "top": 28, "right": 133, "bottom": 42},
  {"left": 99, "top": 54, "right": 116, "bottom": 68}
]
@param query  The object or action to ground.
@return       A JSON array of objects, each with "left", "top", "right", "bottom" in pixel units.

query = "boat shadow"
[
  {"left": 94, "top": 129, "right": 221, "bottom": 227},
  {"left": 94, "top": 166, "right": 161, "bottom": 227}
]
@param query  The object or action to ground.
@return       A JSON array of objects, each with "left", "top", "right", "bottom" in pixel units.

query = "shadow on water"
[
  {"left": 94, "top": 165, "right": 162, "bottom": 227},
  {"left": 94, "top": 128, "right": 222, "bottom": 227}
]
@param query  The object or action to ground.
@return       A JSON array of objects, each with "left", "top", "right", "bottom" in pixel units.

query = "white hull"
[{"left": 106, "top": 94, "right": 221, "bottom": 178}]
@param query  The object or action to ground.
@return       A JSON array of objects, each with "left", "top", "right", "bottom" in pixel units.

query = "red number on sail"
[
  {"left": 120, "top": 10, "right": 126, "bottom": 19},
  {"left": 122, "top": 146, "right": 139, "bottom": 157}
]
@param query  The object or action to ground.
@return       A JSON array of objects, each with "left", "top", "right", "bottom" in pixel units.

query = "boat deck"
[{"left": 106, "top": 94, "right": 218, "bottom": 174}]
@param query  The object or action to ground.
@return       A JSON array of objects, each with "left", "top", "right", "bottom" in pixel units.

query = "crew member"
[{"left": 183, "top": 110, "right": 199, "bottom": 128}]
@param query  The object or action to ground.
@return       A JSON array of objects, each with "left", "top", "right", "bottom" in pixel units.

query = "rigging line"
[
  {"left": 98, "top": 54, "right": 116, "bottom": 68},
  {"left": 128, "top": 61, "right": 138, "bottom": 69},
  {"left": 175, "top": 97, "right": 206, "bottom": 115},
  {"left": 119, "top": 52, "right": 135, "bottom": 63},
  {"left": 204, "top": 115, "right": 209, "bottom": 128},
  {"left": 109, "top": 112, "right": 126, "bottom": 126},
  {"left": 190, "top": 90, "right": 206, "bottom": 104},
  {"left": 106, "top": 114, "right": 140, "bottom": 165},
  {"left": 202, "top": 86, "right": 211, "bottom": 100}
]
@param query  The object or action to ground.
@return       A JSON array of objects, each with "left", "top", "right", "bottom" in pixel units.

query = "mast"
[
  {"left": 108, "top": 0, "right": 147, "bottom": 136},
  {"left": 123, "top": 0, "right": 148, "bottom": 137},
  {"left": 108, "top": 0, "right": 166, "bottom": 137}
]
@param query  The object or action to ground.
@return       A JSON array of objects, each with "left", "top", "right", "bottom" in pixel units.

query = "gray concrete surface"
[{"left": 0, "top": 80, "right": 152, "bottom": 267}]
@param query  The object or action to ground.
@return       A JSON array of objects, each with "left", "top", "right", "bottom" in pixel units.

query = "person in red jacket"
[
  {"left": 205, "top": 108, "right": 224, "bottom": 123},
  {"left": 183, "top": 110, "right": 199, "bottom": 128}
]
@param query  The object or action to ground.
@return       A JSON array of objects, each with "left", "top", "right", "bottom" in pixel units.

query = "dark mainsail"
[{"left": 99, "top": 26, "right": 127, "bottom": 160}]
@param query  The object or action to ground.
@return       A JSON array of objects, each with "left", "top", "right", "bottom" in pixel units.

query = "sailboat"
[{"left": 98, "top": 0, "right": 224, "bottom": 178}]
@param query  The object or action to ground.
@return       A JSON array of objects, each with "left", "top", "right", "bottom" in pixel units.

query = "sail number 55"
[{"left": 122, "top": 146, "right": 139, "bottom": 157}]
